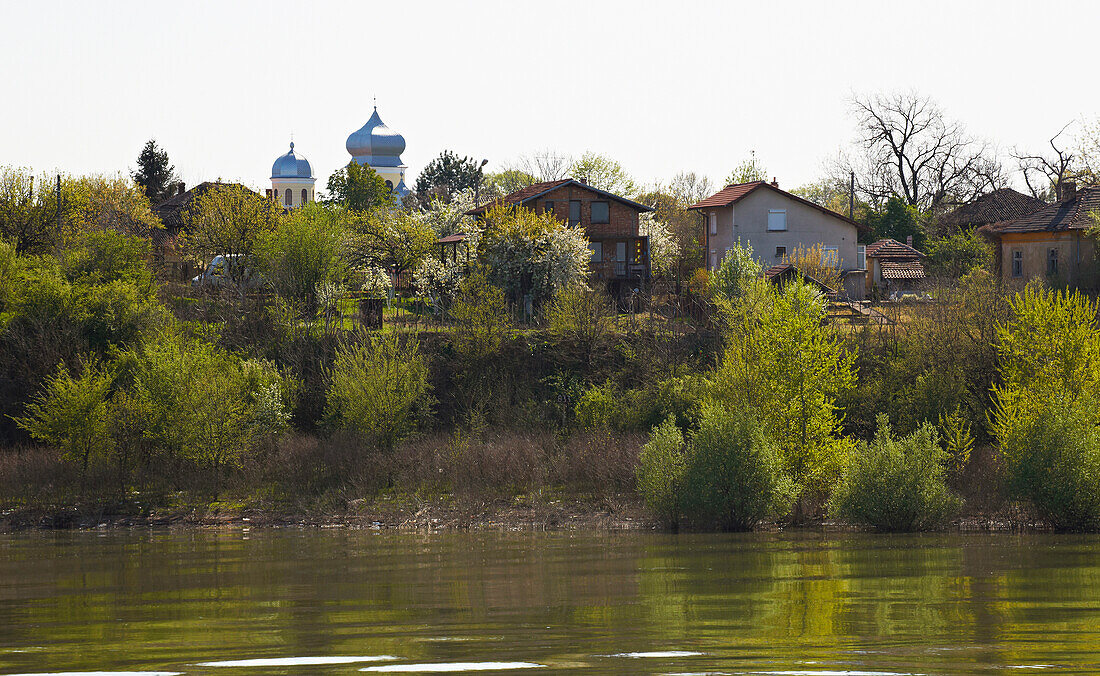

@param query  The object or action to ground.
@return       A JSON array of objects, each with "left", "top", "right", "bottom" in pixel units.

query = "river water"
[{"left": 2, "top": 530, "right": 1100, "bottom": 675}]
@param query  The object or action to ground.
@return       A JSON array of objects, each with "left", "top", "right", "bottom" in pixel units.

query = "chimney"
[
  {"left": 906, "top": 235, "right": 914, "bottom": 247},
  {"left": 770, "top": 177, "right": 778, "bottom": 188},
  {"left": 1058, "top": 181, "right": 1077, "bottom": 203}
]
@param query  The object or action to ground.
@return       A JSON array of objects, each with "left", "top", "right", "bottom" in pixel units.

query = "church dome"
[
  {"left": 271, "top": 142, "right": 313, "bottom": 179},
  {"left": 346, "top": 107, "right": 406, "bottom": 168}
]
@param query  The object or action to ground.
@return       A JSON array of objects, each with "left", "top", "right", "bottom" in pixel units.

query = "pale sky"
[{"left": 3, "top": 0, "right": 1097, "bottom": 195}]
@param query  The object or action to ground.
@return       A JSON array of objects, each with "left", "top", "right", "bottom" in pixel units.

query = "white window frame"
[
  {"left": 857, "top": 244, "right": 866, "bottom": 270},
  {"left": 821, "top": 246, "right": 839, "bottom": 268},
  {"left": 615, "top": 241, "right": 627, "bottom": 262},
  {"left": 708, "top": 212, "right": 717, "bottom": 236},
  {"left": 767, "top": 209, "right": 787, "bottom": 231}
]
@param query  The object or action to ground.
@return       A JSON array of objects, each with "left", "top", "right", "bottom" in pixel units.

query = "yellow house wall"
[{"left": 1000, "top": 231, "right": 1095, "bottom": 284}]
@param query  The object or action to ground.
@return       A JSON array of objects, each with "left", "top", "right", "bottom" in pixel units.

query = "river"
[{"left": 2, "top": 531, "right": 1100, "bottom": 674}]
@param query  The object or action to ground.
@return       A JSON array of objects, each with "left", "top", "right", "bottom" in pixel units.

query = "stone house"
[
  {"left": 978, "top": 183, "right": 1099, "bottom": 286},
  {"left": 688, "top": 180, "right": 869, "bottom": 300},
  {"left": 467, "top": 179, "right": 654, "bottom": 297}
]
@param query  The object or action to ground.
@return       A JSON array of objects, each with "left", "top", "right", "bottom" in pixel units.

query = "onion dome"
[
  {"left": 271, "top": 142, "right": 313, "bottom": 179},
  {"left": 346, "top": 107, "right": 406, "bottom": 167}
]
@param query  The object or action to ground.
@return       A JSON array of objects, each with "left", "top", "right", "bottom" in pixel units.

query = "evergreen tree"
[
  {"left": 131, "top": 139, "right": 178, "bottom": 206},
  {"left": 415, "top": 150, "right": 482, "bottom": 201}
]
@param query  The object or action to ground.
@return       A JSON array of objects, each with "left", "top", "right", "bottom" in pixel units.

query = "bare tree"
[
  {"left": 846, "top": 92, "right": 1005, "bottom": 212},
  {"left": 667, "top": 171, "right": 715, "bottom": 205},
  {"left": 513, "top": 151, "right": 572, "bottom": 183},
  {"left": 1013, "top": 122, "right": 1076, "bottom": 200}
]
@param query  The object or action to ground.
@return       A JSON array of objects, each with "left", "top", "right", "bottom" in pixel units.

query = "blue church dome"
[
  {"left": 346, "top": 107, "right": 406, "bottom": 168},
  {"left": 271, "top": 142, "right": 313, "bottom": 179}
]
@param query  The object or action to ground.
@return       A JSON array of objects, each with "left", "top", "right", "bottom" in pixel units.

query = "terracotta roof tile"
[
  {"left": 880, "top": 260, "right": 926, "bottom": 280},
  {"left": 980, "top": 186, "right": 1100, "bottom": 235},
  {"left": 865, "top": 238, "right": 923, "bottom": 259},
  {"left": 939, "top": 188, "right": 1047, "bottom": 228}
]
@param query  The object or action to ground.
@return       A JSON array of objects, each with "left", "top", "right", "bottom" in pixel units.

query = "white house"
[{"left": 689, "top": 180, "right": 868, "bottom": 299}]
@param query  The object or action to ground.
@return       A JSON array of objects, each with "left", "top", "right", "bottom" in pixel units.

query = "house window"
[
  {"left": 821, "top": 246, "right": 839, "bottom": 268},
  {"left": 591, "top": 201, "right": 610, "bottom": 224},
  {"left": 301, "top": 188, "right": 308, "bottom": 204},
  {"left": 588, "top": 241, "right": 602, "bottom": 263},
  {"left": 1048, "top": 248, "right": 1059, "bottom": 275},
  {"left": 615, "top": 241, "right": 627, "bottom": 261},
  {"left": 776, "top": 246, "right": 786, "bottom": 259},
  {"left": 708, "top": 212, "right": 717, "bottom": 235},
  {"left": 284, "top": 188, "right": 292, "bottom": 206},
  {"left": 544, "top": 200, "right": 555, "bottom": 216},
  {"left": 767, "top": 209, "right": 787, "bottom": 231},
  {"left": 1012, "top": 251, "right": 1023, "bottom": 277},
  {"left": 857, "top": 244, "right": 866, "bottom": 270},
  {"left": 709, "top": 252, "right": 718, "bottom": 269},
  {"left": 569, "top": 200, "right": 581, "bottom": 227}
]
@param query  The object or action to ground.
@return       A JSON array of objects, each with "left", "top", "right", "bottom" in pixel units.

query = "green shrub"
[
  {"left": 325, "top": 331, "right": 432, "bottom": 448},
  {"left": 829, "top": 416, "right": 960, "bottom": 531},
  {"left": 636, "top": 416, "right": 686, "bottom": 526},
  {"left": 679, "top": 404, "right": 794, "bottom": 531}
]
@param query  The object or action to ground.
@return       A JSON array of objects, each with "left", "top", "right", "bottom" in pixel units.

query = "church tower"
[
  {"left": 345, "top": 106, "right": 412, "bottom": 203},
  {"left": 270, "top": 141, "right": 316, "bottom": 208}
]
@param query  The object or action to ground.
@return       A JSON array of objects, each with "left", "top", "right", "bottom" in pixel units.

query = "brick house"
[
  {"left": 467, "top": 179, "right": 654, "bottom": 296},
  {"left": 978, "top": 183, "right": 1099, "bottom": 285}
]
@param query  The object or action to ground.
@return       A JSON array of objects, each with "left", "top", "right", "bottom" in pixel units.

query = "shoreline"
[{"left": 0, "top": 494, "right": 1046, "bottom": 534}]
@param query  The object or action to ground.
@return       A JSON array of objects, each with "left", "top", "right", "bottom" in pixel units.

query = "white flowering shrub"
[
  {"left": 359, "top": 265, "right": 393, "bottom": 299},
  {"left": 413, "top": 257, "right": 464, "bottom": 310},
  {"left": 639, "top": 212, "right": 680, "bottom": 279}
]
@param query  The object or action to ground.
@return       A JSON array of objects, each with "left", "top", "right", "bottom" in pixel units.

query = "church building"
[
  {"left": 269, "top": 141, "right": 315, "bottom": 208},
  {"left": 345, "top": 106, "right": 411, "bottom": 203}
]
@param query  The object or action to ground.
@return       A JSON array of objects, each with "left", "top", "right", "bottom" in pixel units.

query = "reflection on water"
[{"left": 2, "top": 531, "right": 1100, "bottom": 674}]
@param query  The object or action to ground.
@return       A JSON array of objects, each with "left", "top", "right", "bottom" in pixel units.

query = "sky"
[{"left": 2, "top": 0, "right": 1098, "bottom": 195}]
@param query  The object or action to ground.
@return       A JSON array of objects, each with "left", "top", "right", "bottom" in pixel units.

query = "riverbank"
[{"left": 0, "top": 491, "right": 1044, "bottom": 533}]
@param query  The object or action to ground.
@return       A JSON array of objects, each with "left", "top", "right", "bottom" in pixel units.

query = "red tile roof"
[
  {"left": 880, "top": 260, "right": 926, "bottom": 280},
  {"left": 980, "top": 186, "right": 1100, "bottom": 235},
  {"left": 688, "top": 181, "right": 870, "bottom": 233},
  {"left": 865, "top": 238, "right": 923, "bottom": 259},
  {"left": 939, "top": 188, "right": 1046, "bottom": 228},
  {"left": 465, "top": 179, "right": 653, "bottom": 216}
]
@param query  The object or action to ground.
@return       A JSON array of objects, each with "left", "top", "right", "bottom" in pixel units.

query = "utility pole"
[
  {"left": 849, "top": 171, "right": 855, "bottom": 220},
  {"left": 56, "top": 174, "right": 62, "bottom": 232}
]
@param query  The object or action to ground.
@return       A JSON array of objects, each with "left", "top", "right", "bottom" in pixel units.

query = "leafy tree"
[
  {"left": 415, "top": 150, "right": 482, "bottom": 201},
  {"left": 182, "top": 184, "right": 282, "bottom": 285},
  {"left": 131, "top": 139, "right": 178, "bottom": 206},
  {"left": 710, "top": 241, "right": 761, "bottom": 302},
  {"left": 15, "top": 360, "right": 113, "bottom": 484},
  {"left": 350, "top": 207, "right": 437, "bottom": 276},
  {"left": 712, "top": 278, "right": 857, "bottom": 502},
  {"left": 324, "top": 162, "right": 394, "bottom": 212},
  {"left": 924, "top": 230, "right": 992, "bottom": 278},
  {"left": 255, "top": 202, "right": 350, "bottom": 311},
  {"left": 990, "top": 285, "right": 1100, "bottom": 530},
  {"left": 62, "top": 174, "right": 163, "bottom": 240},
  {"left": 865, "top": 196, "right": 926, "bottom": 246},
  {"left": 637, "top": 416, "right": 687, "bottom": 527},
  {"left": 325, "top": 331, "right": 432, "bottom": 449},
  {"left": 486, "top": 169, "right": 537, "bottom": 197},
  {"left": 449, "top": 268, "right": 512, "bottom": 361},
  {"left": 0, "top": 167, "right": 61, "bottom": 254},
  {"left": 545, "top": 283, "right": 616, "bottom": 366},
  {"left": 569, "top": 152, "right": 637, "bottom": 196},
  {"left": 724, "top": 154, "right": 768, "bottom": 185},
  {"left": 478, "top": 204, "right": 591, "bottom": 307},
  {"left": 829, "top": 416, "right": 960, "bottom": 531}
]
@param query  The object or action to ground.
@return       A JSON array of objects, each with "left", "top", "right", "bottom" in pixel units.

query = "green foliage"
[
  {"left": 724, "top": 154, "right": 768, "bottom": 186},
  {"left": 712, "top": 279, "right": 857, "bottom": 499},
  {"left": 60, "top": 228, "right": 154, "bottom": 290},
  {"left": 415, "top": 150, "right": 483, "bottom": 201},
  {"left": 680, "top": 404, "right": 795, "bottom": 531},
  {"left": 925, "top": 230, "right": 992, "bottom": 278},
  {"left": 636, "top": 416, "right": 686, "bottom": 525},
  {"left": 485, "top": 169, "right": 537, "bottom": 197},
  {"left": 709, "top": 241, "right": 760, "bottom": 302},
  {"left": 15, "top": 361, "right": 113, "bottom": 480},
  {"left": 574, "top": 375, "right": 706, "bottom": 434},
  {"left": 255, "top": 202, "right": 350, "bottom": 310},
  {"left": 450, "top": 268, "right": 512, "bottom": 361},
  {"left": 569, "top": 152, "right": 637, "bottom": 196},
  {"left": 183, "top": 184, "right": 282, "bottom": 283},
  {"left": 131, "top": 139, "right": 178, "bottom": 206},
  {"left": 991, "top": 285, "right": 1100, "bottom": 529},
  {"left": 351, "top": 207, "right": 437, "bottom": 275},
  {"left": 325, "top": 332, "right": 432, "bottom": 448},
  {"left": 0, "top": 166, "right": 62, "bottom": 253},
  {"left": 324, "top": 162, "right": 394, "bottom": 212},
  {"left": 829, "top": 416, "right": 960, "bottom": 531},
  {"left": 865, "top": 196, "right": 926, "bottom": 247},
  {"left": 938, "top": 406, "right": 974, "bottom": 475},
  {"left": 545, "top": 284, "right": 616, "bottom": 363},
  {"left": 478, "top": 204, "right": 591, "bottom": 307}
]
